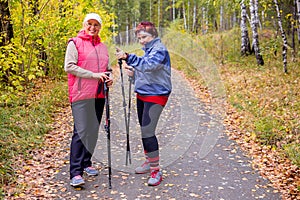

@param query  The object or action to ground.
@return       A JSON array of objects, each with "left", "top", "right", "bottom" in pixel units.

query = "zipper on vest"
[
  {"left": 91, "top": 40, "right": 100, "bottom": 72},
  {"left": 78, "top": 78, "right": 82, "bottom": 92},
  {"left": 94, "top": 45, "right": 100, "bottom": 72}
]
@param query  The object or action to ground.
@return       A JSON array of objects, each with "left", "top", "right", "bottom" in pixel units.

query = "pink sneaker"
[{"left": 148, "top": 170, "right": 162, "bottom": 186}]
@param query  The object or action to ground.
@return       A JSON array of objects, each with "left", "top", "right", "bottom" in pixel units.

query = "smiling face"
[
  {"left": 137, "top": 32, "right": 154, "bottom": 46},
  {"left": 84, "top": 19, "right": 101, "bottom": 37}
]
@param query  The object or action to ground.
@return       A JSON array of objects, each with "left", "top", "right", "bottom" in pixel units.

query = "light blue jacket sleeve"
[{"left": 126, "top": 46, "right": 168, "bottom": 72}]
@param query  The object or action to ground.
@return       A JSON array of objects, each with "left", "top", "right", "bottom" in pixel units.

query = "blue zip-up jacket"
[{"left": 126, "top": 37, "right": 172, "bottom": 96}]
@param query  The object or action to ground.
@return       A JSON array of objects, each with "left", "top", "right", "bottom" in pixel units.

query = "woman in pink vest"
[{"left": 64, "top": 13, "right": 113, "bottom": 187}]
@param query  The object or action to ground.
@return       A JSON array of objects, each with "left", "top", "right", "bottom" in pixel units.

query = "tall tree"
[
  {"left": 192, "top": 0, "right": 197, "bottom": 32},
  {"left": 173, "top": 0, "right": 176, "bottom": 21},
  {"left": 274, "top": 0, "right": 288, "bottom": 73},
  {"left": 220, "top": 4, "right": 224, "bottom": 31},
  {"left": 240, "top": 0, "right": 252, "bottom": 56},
  {"left": 297, "top": 0, "right": 300, "bottom": 43},
  {"left": 0, "top": 0, "right": 13, "bottom": 46},
  {"left": 249, "top": 0, "right": 264, "bottom": 65}
]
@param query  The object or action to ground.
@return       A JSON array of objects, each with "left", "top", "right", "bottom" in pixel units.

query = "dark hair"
[{"left": 135, "top": 21, "right": 158, "bottom": 38}]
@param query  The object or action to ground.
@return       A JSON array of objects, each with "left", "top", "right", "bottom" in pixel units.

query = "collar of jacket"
[
  {"left": 143, "top": 37, "right": 161, "bottom": 50},
  {"left": 77, "top": 29, "right": 101, "bottom": 44}
]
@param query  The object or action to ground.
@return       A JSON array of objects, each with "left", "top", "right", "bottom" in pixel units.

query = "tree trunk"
[
  {"left": 157, "top": 0, "right": 160, "bottom": 27},
  {"left": 250, "top": 0, "right": 264, "bottom": 65},
  {"left": 150, "top": 0, "right": 152, "bottom": 22},
  {"left": 173, "top": 0, "right": 176, "bottom": 21},
  {"left": 183, "top": 3, "right": 187, "bottom": 30},
  {"left": 292, "top": 0, "right": 297, "bottom": 61},
  {"left": 240, "top": 0, "right": 252, "bottom": 56},
  {"left": 254, "top": 0, "right": 262, "bottom": 29},
  {"left": 0, "top": 0, "right": 13, "bottom": 46},
  {"left": 202, "top": 7, "right": 208, "bottom": 34},
  {"left": 274, "top": 0, "right": 288, "bottom": 73},
  {"left": 297, "top": 0, "right": 300, "bottom": 43},
  {"left": 192, "top": 1, "right": 197, "bottom": 32},
  {"left": 220, "top": 5, "right": 224, "bottom": 31}
]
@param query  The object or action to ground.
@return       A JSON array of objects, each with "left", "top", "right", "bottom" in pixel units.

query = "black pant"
[{"left": 69, "top": 98, "right": 105, "bottom": 179}]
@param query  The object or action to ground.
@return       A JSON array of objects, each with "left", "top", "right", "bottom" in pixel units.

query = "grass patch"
[{"left": 0, "top": 78, "right": 68, "bottom": 190}]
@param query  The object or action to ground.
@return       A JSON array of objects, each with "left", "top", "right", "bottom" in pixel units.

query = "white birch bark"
[
  {"left": 126, "top": 24, "right": 129, "bottom": 45},
  {"left": 187, "top": 0, "right": 190, "bottom": 31},
  {"left": 192, "top": 1, "right": 197, "bottom": 32},
  {"left": 254, "top": 0, "right": 262, "bottom": 29},
  {"left": 202, "top": 6, "right": 208, "bottom": 34},
  {"left": 274, "top": 0, "right": 288, "bottom": 73},
  {"left": 202, "top": 7, "right": 205, "bottom": 33},
  {"left": 126, "top": 0, "right": 129, "bottom": 45},
  {"left": 250, "top": 0, "right": 264, "bottom": 65},
  {"left": 183, "top": 3, "right": 187, "bottom": 30},
  {"left": 220, "top": 5, "right": 224, "bottom": 31},
  {"left": 240, "top": 0, "right": 252, "bottom": 56}
]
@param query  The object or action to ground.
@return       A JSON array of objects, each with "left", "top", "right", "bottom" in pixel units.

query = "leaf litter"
[{"left": 2, "top": 69, "right": 300, "bottom": 200}]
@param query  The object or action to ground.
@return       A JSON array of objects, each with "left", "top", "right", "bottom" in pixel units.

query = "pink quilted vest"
[{"left": 67, "top": 30, "right": 109, "bottom": 103}]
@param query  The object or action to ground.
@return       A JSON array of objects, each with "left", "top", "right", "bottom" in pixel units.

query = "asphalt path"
[{"left": 52, "top": 69, "right": 280, "bottom": 200}]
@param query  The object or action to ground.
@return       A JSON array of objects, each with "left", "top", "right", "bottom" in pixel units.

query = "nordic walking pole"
[
  {"left": 118, "top": 59, "right": 131, "bottom": 165},
  {"left": 126, "top": 71, "right": 133, "bottom": 165},
  {"left": 104, "top": 78, "right": 112, "bottom": 189}
]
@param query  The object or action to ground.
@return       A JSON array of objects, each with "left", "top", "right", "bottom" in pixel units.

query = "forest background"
[{"left": 0, "top": 0, "right": 299, "bottom": 198}]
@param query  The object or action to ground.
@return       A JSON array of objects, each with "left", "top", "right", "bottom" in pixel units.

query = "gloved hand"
[{"left": 115, "top": 47, "right": 128, "bottom": 60}]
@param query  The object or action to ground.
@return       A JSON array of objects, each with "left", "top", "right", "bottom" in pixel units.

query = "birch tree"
[
  {"left": 249, "top": 0, "right": 264, "bottom": 65},
  {"left": 274, "top": 0, "right": 288, "bottom": 73},
  {"left": 220, "top": 5, "right": 224, "bottom": 31},
  {"left": 240, "top": 0, "right": 252, "bottom": 56},
  {"left": 192, "top": 0, "right": 197, "bottom": 32},
  {"left": 183, "top": 2, "right": 187, "bottom": 30}
]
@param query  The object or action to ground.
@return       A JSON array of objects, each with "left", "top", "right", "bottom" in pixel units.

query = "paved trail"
[{"left": 53, "top": 69, "right": 280, "bottom": 200}]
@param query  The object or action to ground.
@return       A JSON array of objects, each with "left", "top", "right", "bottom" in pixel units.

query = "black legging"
[{"left": 137, "top": 98, "right": 164, "bottom": 168}]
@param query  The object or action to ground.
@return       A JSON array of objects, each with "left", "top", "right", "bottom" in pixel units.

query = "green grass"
[{"left": 0, "top": 78, "right": 68, "bottom": 191}]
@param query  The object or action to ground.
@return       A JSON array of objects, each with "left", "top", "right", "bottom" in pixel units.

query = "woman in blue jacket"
[{"left": 116, "top": 21, "right": 172, "bottom": 186}]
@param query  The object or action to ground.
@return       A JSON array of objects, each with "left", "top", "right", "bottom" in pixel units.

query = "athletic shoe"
[
  {"left": 70, "top": 175, "right": 85, "bottom": 187},
  {"left": 148, "top": 170, "right": 163, "bottom": 186},
  {"left": 135, "top": 162, "right": 150, "bottom": 174},
  {"left": 84, "top": 166, "right": 99, "bottom": 176}
]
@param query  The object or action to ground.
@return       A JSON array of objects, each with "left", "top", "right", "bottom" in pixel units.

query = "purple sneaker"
[
  {"left": 84, "top": 166, "right": 99, "bottom": 176},
  {"left": 70, "top": 175, "right": 85, "bottom": 187}
]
